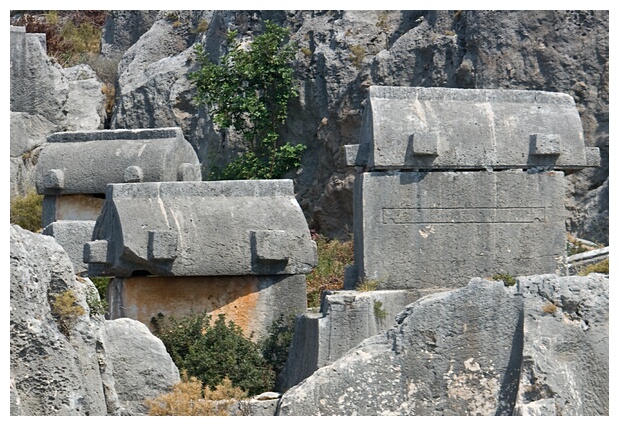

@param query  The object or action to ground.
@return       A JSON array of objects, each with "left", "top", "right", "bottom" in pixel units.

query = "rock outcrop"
[
  {"left": 105, "top": 10, "right": 608, "bottom": 244},
  {"left": 10, "top": 26, "right": 105, "bottom": 197},
  {"left": 10, "top": 225, "right": 180, "bottom": 416},
  {"left": 277, "top": 274, "right": 609, "bottom": 416}
]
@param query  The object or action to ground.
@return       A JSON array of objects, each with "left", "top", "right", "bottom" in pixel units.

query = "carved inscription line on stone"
[{"left": 382, "top": 207, "right": 547, "bottom": 224}]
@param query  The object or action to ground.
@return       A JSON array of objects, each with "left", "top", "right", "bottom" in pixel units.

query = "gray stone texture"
[
  {"left": 352, "top": 170, "right": 567, "bottom": 290},
  {"left": 88, "top": 180, "right": 317, "bottom": 277},
  {"left": 514, "top": 274, "right": 609, "bottom": 415},
  {"left": 105, "top": 11, "right": 608, "bottom": 245},
  {"left": 10, "top": 225, "right": 110, "bottom": 415},
  {"left": 10, "top": 224, "right": 180, "bottom": 416},
  {"left": 100, "top": 11, "right": 159, "bottom": 60},
  {"left": 10, "top": 112, "right": 57, "bottom": 158},
  {"left": 42, "top": 220, "right": 96, "bottom": 274},
  {"left": 277, "top": 274, "right": 609, "bottom": 416},
  {"left": 36, "top": 128, "right": 201, "bottom": 195},
  {"left": 10, "top": 25, "right": 105, "bottom": 197},
  {"left": 103, "top": 318, "right": 181, "bottom": 415},
  {"left": 277, "top": 289, "right": 419, "bottom": 391},
  {"left": 348, "top": 87, "right": 598, "bottom": 171}
]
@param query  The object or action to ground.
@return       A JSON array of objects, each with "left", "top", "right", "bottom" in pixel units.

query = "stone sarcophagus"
[
  {"left": 345, "top": 86, "right": 600, "bottom": 294},
  {"left": 35, "top": 127, "right": 201, "bottom": 273},
  {"left": 86, "top": 179, "right": 317, "bottom": 339}
]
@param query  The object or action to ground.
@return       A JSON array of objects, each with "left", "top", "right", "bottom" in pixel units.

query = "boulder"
[
  {"left": 103, "top": 318, "right": 180, "bottom": 415},
  {"left": 10, "top": 224, "right": 111, "bottom": 415},
  {"left": 9, "top": 225, "right": 180, "bottom": 416},
  {"left": 277, "top": 274, "right": 608, "bottom": 416}
]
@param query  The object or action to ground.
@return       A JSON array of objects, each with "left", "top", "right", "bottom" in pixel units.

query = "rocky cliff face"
[
  {"left": 10, "top": 225, "right": 180, "bottom": 415},
  {"left": 105, "top": 10, "right": 608, "bottom": 244}
]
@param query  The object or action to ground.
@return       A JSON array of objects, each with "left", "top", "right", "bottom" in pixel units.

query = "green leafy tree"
[{"left": 189, "top": 20, "right": 306, "bottom": 180}]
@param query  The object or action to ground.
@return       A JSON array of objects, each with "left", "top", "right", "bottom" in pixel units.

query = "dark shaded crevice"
[{"left": 496, "top": 296, "right": 524, "bottom": 415}]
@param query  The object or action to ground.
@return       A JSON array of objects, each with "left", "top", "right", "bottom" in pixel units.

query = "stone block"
[
  {"left": 42, "top": 220, "right": 96, "bottom": 274},
  {"left": 177, "top": 162, "right": 202, "bottom": 181},
  {"left": 84, "top": 240, "right": 109, "bottom": 265},
  {"left": 410, "top": 132, "right": 440, "bottom": 156},
  {"left": 35, "top": 127, "right": 200, "bottom": 195},
  {"left": 252, "top": 230, "right": 288, "bottom": 261},
  {"left": 43, "top": 169, "right": 65, "bottom": 190},
  {"left": 89, "top": 180, "right": 317, "bottom": 277},
  {"left": 347, "top": 86, "right": 598, "bottom": 171},
  {"left": 277, "top": 289, "right": 419, "bottom": 391},
  {"left": 530, "top": 133, "right": 561, "bottom": 156},
  {"left": 351, "top": 170, "right": 567, "bottom": 290},
  {"left": 42, "top": 194, "right": 105, "bottom": 228},
  {"left": 107, "top": 275, "right": 308, "bottom": 341},
  {"left": 148, "top": 230, "right": 178, "bottom": 260},
  {"left": 123, "top": 165, "right": 143, "bottom": 183}
]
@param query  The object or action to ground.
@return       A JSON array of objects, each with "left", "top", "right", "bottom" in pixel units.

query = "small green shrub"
[
  {"left": 10, "top": 189, "right": 43, "bottom": 232},
  {"left": 259, "top": 313, "right": 295, "bottom": 376},
  {"left": 306, "top": 235, "right": 354, "bottom": 308},
  {"left": 376, "top": 12, "right": 390, "bottom": 33},
  {"left": 151, "top": 312, "right": 275, "bottom": 396},
  {"left": 51, "top": 289, "right": 85, "bottom": 335},
  {"left": 577, "top": 258, "right": 609, "bottom": 275},
  {"left": 192, "top": 19, "right": 209, "bottom": 34},
  {"left": 349, "top": 45, "right": 366, "bottom": 69},
  {"left": 300, "top": 46, "right": 312, "bottom": 57},
  {"left": 89, "top": 276, "right": 110, "bottom": 300},
  {"left": 358, "top": 279, "right": 379, "bottom": 292},
  {"left": 86, "top": 276, "right": 110, "bottom": 316},
  {"left": 373, "top": 300, "right": 387, "bottom": 320},
  {"left": 492, "top": 273, "right": 516, "bottom": 287},
  {"left": 145, "top": 372, "right": 247, "bottom": 416}
]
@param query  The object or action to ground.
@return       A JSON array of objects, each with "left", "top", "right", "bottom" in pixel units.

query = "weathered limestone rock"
[
  {"left": 10, "top": 112, "right": 57, "bottom": 158},
  {"left": 10, "top": 225, "right": 180, "bottom": 416},
  {"left": 42, "top": 220, "right": 97, "bottom": 275},
  {"left": 279, "top": 278, "right": 524, "bottom": 415},
  {"left": 103, "top": 318, "right": 180, "bottom": 415},
  {"left": 10, "top": 26, "right": 67, "bottom": 125},
  {"left": 87, "top": 180, "right": 317, "bottom": 277},
  {"left": 514, "top": 274, "right": 609, "bottom": 416},
  {"left": 278, "top": 274, "right": 609, "bottom": 416},
  {"left": 100, "top": 11, "right": 159, "bottom": 60},
  {"left": 10, "top": 25, "right": 105, "bottom": 197},
  {"left": 10, "top": 225, "right": 111, "bottom": 415},
  {"left": 277, "top": 289, "right": 418, "bottom": 391}
]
